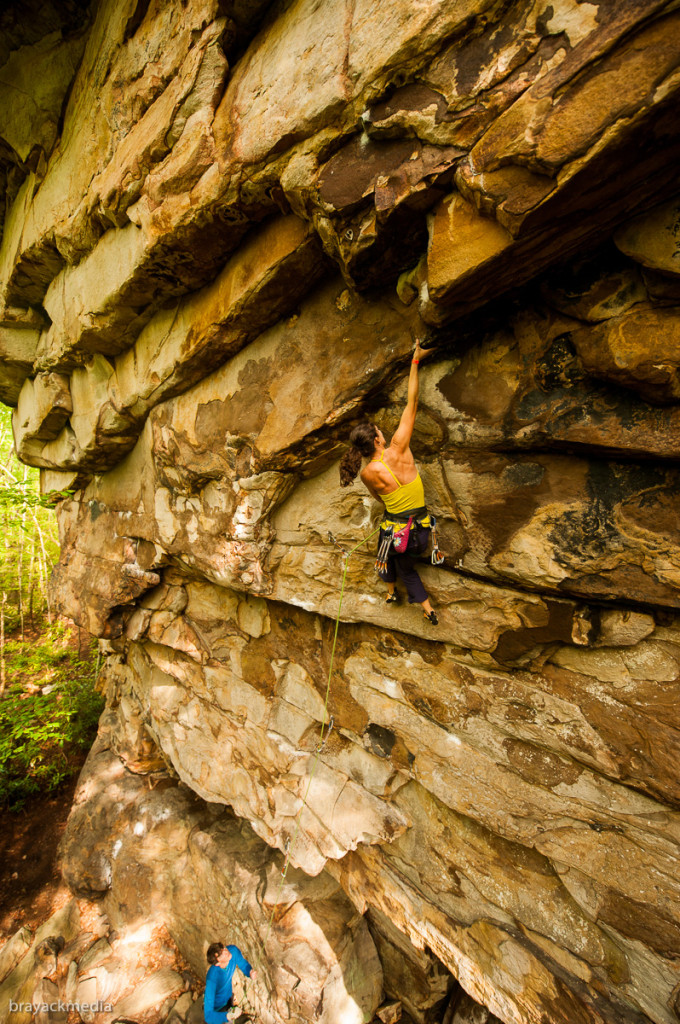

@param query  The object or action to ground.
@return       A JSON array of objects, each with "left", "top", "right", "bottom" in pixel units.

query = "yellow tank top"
[{"left": 371, "top": 452, "right": 426, "bottom": 514}]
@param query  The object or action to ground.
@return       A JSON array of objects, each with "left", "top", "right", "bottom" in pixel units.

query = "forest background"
[{"left": 0, "top": 404, "right": 102, "bottom": 810}]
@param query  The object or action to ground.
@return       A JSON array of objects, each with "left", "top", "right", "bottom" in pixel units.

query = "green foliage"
[
  {"left": 0, "top": 481, "right": 73, "bottom": 513},
  {"left": 0, "top": 404, "right": 61, "bottom": 629},
  {"left": 0, "top": 622, "right": 103, "bottom": 809},
  {"left": 0, "top": 404, "right": 101, "bottom": 809}
]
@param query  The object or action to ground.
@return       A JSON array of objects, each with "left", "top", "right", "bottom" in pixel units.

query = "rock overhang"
[{"left": 2, "top": 2, "right": 680, "bottom": 1024}]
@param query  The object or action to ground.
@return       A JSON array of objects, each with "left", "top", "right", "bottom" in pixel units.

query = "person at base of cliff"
[
  {"left": 339, "top": 338, "right": 439, "bottom": 626},
  {"left": 204, "top": 942, "right": 257, "bottom": 1023}
]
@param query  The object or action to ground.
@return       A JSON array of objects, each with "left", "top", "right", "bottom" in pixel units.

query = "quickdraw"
[
  {"left": 374, "top": 525, "right": 394, "bottom": 574},
  {"left": 430, "top": 514, "right": 445, "bottom": 566},
  {"left": 316, "top": 714, "right": 334, "bottom": 752},
  {"left": 280, "top": 838, "right": 290, "bottom": 877},
  {"left": 328, "top": 530, "right": 348, "bottom": 568}
]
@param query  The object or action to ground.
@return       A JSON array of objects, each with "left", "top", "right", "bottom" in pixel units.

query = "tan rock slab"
[
  {"left": 615, "top": 195, "right": 680, "bottom": 276},
  {"left": 163, "top": 991, "right": 194, "bottom": 1024},
  {"left": 38, "top": 222, "right": 149, "bottom": 369},
  {"left": 61, "top": 729, "right": 383, "bottom": 1024},
  {"left": 16, "top": 216, "right": 324, "bottom": 473},
  {"left": 0, "top": 30, "right": 85, "bottom": 164},
  {"left": 101, "top": 968, "right": 183, "bottom": 1024},
  {"left": 377, "top": 1000, "right": 402, "bottom": 1024},
  {"left": 0, "top": 323, "right": 40, "bottom": 404},
  {"left": 123, "top": 639, "right": 410, "bottom": 875},
  {"left": 1, "top": 0, "right": 225, "bottom": 305},
  {"left": 143, "top": 274, "right": 418, "bottom": 475},
  {"left": 571, "top": 305, "right": 680, "bottom": 403},
  {"left": 33, "top": 977, "right": 66, "bottom": 1024},
  {"left": 112, "top": 214, "right": 319, "bottom": 422},
  {"left": 76, "top": 938, "right": 113, "bottom": 975},
  {"left": 424, "top": 192, "right": 513, "bottom": 312},
  {"left": 427, "top": 321, "right": 680, "bottom": 460},
  {"left": 0, "top": 325, "right": 38, "bottom": 367},
  {"left": 467, "top": 7, "right": 680, "bottom": 199},
  {"left": 74, "top": 976, "right": 98, "bottom": 1023},
  {"left": 330, "top": 813, "right": 619, "bottom": 1024},
  {"left": 39, "top": 468, "right": 87, "bottom": 497},
  {"left": 0, "top": 901, "right": 80, "bottom": 1023},
  {"left": 13, "top": 372, "right": 72, "bottom": 460},
  {"left": 342, "top": 638, "right": 680, "bottom": 888},
  {"left": 595, "top": 608, "right": 656, "bottom": 647},
  {"left": 0, "top": 926, "right": 32, "bottom": 983},
  {"left": 0, "top": 359, "right": 32, "bottom": 406}
]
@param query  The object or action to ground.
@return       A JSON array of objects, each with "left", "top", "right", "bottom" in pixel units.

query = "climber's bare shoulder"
[
  {"left": 360, "top": 463, "right": 389, "bottom": 498},
  {"left": 384, "top": 444, "right": 418, "bottom": 484}
]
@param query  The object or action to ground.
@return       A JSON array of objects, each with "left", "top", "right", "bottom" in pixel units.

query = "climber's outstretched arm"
[{"left": 390, "top": 338, "right": 425, "bottom": 453}]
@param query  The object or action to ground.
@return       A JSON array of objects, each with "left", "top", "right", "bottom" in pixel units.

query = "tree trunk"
[
  {"left": 27, "top": 538, "right": 35, "bottom": 628},
  {"left": 17, "top": 464, "right": 27, "bottom": 638},
  {"left": 0, "top": 591, "right": 6, "bottom": 695}
]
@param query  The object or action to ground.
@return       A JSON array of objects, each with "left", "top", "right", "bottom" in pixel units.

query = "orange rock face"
[{"left": 2, "top": 2, "right": 680, "bottom": 1023}]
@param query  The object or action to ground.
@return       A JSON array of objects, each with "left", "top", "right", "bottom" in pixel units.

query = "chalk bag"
[{"left": 393, "top": 516, "right": 413, "bottom": 554}]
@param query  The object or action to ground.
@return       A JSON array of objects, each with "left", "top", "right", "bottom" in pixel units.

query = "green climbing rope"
[{"left": 262, "top": 522, "right": 381, "bottom": 948}]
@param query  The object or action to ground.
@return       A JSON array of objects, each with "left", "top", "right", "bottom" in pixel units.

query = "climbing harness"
[{"left": 375, "top": 508, "right": 444, "bottom": 571}]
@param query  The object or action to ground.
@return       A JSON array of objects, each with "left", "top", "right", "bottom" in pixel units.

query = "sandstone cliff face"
[{"left": 2, "top": 1, "right": 680, "bottom": 1023}]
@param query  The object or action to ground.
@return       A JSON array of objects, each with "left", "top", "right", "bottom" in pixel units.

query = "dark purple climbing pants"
[{"left": 377, "top": 524, "right": 430, "bottom": 604}]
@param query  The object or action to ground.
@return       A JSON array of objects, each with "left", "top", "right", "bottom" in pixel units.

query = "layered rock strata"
[
  {"left": 2, "top": 1, "right": 680, "bottom": 1023},
  {"left": 0, "top": 894, "right": 192, "bottom": 1024}
]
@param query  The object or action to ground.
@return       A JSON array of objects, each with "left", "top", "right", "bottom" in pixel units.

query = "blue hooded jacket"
[{"left": 203, "top": 945, "right": 252, "bottom": 1023}]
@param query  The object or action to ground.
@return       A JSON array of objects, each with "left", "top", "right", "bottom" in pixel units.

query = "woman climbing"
[{"left": 339, "top": 338, "right": 439, "bottom": 625}]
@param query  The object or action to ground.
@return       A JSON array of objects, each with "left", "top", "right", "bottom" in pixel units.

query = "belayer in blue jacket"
[{"left": 203, "top": 942, "right": 257, "bottom": 1023}]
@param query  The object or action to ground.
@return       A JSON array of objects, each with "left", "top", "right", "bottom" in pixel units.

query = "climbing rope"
[{"left": 261, "top": 522, "right": 381, "bottom": 949}]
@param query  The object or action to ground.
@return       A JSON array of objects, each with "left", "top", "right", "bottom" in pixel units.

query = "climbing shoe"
[
  {"left": 424, "top": 610, "right": 438, "bottom": 626},
  {"left": 386, "top": 592, "right": 399, "bottom": 604}
]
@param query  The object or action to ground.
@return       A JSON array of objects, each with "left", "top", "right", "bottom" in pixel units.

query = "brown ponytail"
[{"left": 339, "top": 422, "right": 378, "bottom": 487}]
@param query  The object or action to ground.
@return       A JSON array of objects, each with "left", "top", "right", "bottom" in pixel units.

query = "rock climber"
[
  {"left": 340, "top": 338, "right": 440, "bottom": 625},
  {"left": 204, "top": 942, "right": 257, "bottom": 1023}
]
